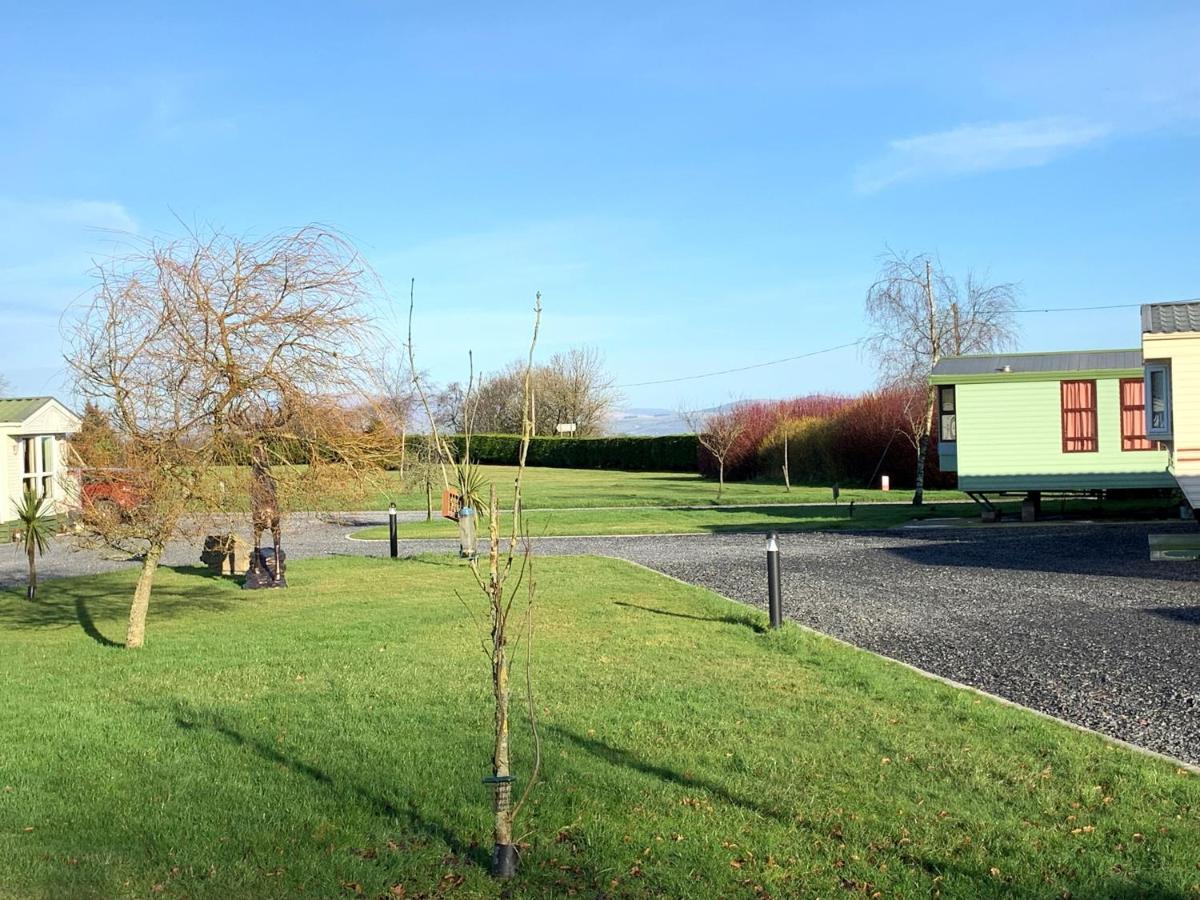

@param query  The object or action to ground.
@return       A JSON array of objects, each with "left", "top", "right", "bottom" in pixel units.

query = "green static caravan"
[{"left": 928, "top": 350, "right": 1174, "bottom": 495}]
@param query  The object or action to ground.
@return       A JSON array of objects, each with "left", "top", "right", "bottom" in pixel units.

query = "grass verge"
[
  {"left": 1, "top": 558, "right": 1197, "bottom": 898},
  {"left": 256, "top": 464, "right": 967, "bottom": 512}
]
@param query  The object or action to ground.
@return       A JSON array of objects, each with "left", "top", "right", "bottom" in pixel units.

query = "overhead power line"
[
  {"left": 1015, "top": 303, "right": 1143, "bottom": 313},
  {"left": 616, "top": 300, "right": 1169, "bottom": 389},
  {"left": 616, "top": 339, "right": 865, "bottom": 388}
]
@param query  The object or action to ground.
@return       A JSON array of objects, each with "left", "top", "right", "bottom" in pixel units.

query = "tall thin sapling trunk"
[{"left": 408, "top": 287, "right": 544, "bottom": 879}]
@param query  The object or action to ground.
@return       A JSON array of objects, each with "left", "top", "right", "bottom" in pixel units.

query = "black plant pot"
[{"left": 490, "top": 842, "right": 518, "bottom": 879}]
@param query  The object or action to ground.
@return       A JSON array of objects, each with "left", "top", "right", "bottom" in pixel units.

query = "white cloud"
[{"left": 855, "top": 117, "right": 1111, "bottom": 193}]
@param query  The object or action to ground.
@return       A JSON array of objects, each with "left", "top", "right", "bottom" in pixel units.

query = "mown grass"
[
  {"left": 350, "top": 502, "right": 942, "bottom": 539},
  {"left": 263, "top": 464, "right": 967, "bottom": 512},
  {"left": 351, "top": 497, "right": 1182, "bottom": 540},
  {"left": 1, "top": 557, "right": 1197, "bottom": 898}
]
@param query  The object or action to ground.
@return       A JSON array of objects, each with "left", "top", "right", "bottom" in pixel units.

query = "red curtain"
[
  {"left": 1120, "top": 379, "right": 1151, "bottom": 450},
  {"left": 1061, "top": 380, "right": 1097, "bottom": 452}
]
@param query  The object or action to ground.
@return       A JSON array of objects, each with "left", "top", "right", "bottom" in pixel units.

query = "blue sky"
[{"left": 2, "top": 1, "right": 1198, "bottom": 410}]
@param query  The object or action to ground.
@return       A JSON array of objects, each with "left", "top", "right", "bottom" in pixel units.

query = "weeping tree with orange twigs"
[
  {"left": 407, "top": 284, "right": 544, "bottom": 880},
  {"left": 66, "top": 224, "right": 388, "bottom": 648}
]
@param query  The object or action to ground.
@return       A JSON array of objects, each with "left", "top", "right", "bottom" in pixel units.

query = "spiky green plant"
[
  {"left": 453, "top": 458, "right": 489, "bottom": 514},
  {"left": 14, "top": 489, "right": 54, "bottom": 601}
]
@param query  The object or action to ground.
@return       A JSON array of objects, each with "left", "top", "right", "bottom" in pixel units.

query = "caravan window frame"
[{"left": 1144, "top": 363, "right": 1172, "bottom": 440}]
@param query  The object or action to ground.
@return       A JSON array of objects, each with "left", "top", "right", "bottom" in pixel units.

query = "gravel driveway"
[{"left": 3, "top": 515, "right": 1197, "bottom": 765}]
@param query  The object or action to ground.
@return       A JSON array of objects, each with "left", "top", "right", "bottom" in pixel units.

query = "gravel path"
[{"left": 3, "top": 516, "right": 1197, "bottom": 765}]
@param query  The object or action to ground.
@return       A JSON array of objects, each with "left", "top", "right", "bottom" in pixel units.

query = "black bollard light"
[
  {"left": 388, "top": 503, "right": 398, "bottom": 559},
  {"left": 766, "top": 532, "right": 782, "bottom": 629}
]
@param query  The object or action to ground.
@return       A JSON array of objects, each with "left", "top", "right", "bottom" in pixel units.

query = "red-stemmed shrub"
[{"left": 697, "top": 390, "right": 950, "bottom": 488}]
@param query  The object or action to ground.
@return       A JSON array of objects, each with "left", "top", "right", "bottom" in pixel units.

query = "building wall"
[
  {"left": 955, "top": 375, "right": 1173, "bottom": 491},
  {"left": 1143, "top": 331, "right": 1200, "bottom": 505},
  {"left": 0, "top": 431, "right": 10, "bottom": 522},
  {"left": 0, "top": 431, "right": 73, "bottom": 523},
  {"left": 1143, "top": 332, "right": 1200, "bottom": 457}
]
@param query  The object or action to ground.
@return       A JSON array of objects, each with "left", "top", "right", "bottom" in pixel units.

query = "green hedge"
[{"left": 446, "top": 434, "right": 699, "bottom": 472}]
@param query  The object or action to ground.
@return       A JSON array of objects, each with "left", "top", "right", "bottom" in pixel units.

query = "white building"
[{"left": 0, "top": 397, "right": 82, "bottom": 522}]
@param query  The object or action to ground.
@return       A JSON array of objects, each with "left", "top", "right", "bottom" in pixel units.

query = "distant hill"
[
  {"left": 605, "top": 407, "right": 689, "bottom": 436},
  {"left": 606, "top": 402, "right": 759, "bottom": 436}
]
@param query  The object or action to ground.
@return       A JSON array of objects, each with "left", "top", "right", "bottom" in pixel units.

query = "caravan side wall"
[{"left": 955, "top": 376, "right": 1173, "bottom": 492}]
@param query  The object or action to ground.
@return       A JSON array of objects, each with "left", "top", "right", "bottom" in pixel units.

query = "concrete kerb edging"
[{"left": 610, "top": 556, "right": 1200, "bottom": 777}]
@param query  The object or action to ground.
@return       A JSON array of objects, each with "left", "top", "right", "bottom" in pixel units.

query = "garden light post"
[
  {"left": 388, "top": 503, "right": 398, "bottom": 558},
  {"left": 766, "top": 532, "right": 782, "bottom": 629}
]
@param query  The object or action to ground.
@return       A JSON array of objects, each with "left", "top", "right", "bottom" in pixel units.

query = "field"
[
  {"left": 272, "top": 464, "right": 967, "bottom": 512},
  {"left": 351, "top": 502, "right": 949, "bottom": 539},
  {"left": 350, "top": 496, "right": 1180, "bottom": 540},
  {"left": 2, "top": 557, "right": 1197, "bottom": 898}
]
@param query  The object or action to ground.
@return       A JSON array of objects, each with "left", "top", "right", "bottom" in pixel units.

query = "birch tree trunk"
[
  {"left": 912, "top": 385, "right": 936, "bottom": 506},
  {"left": 126, "top": 543, "right": 163, "bottom": 649}
]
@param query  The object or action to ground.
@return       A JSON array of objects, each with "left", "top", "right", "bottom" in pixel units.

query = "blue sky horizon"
[{"left": 2, "top": 2, "right": 1198, "bottom": 412}]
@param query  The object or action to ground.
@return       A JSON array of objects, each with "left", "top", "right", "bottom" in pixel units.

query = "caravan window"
[
  {"left": 1144, "top": 364, "right": 1172, "bottom": 439},
  {"left": 1061, "top": 380, "right": 1098, "bottom": 453},
  {"left": 937, "top": 386, "right": 956, "bottom": 442},
  {"left": 1120, "top": 379, "right": 1154, "bottom": 450}
]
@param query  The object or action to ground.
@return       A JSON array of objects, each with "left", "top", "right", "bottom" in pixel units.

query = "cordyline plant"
[
  {"left": 14, "top": 489, "right": 55, "bottom": 602},
  {"left": 407, "top": 285, "right": 543, "bottom": 879}
]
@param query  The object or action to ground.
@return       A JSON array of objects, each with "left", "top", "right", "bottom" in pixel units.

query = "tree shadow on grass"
[
  {"left": 551, "top": 725, "right": 1192, "bottom": 899},
  {"left": 613, "top": 600, "right": 765, "bottom": 633},
  {"left": 172, "top": 705, "right": 488, "bottom": 869},
  {"left": 547, "top": 724, "right": 799, "bottom": 827},
  {"left": 73, "top": 596, "right": 123, "bottom": 647},
  {"left": 0, "top": 568, "right": 242, "bottom": 641}
]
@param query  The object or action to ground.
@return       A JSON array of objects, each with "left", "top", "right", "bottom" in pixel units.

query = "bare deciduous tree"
[
  {"left": 67, "top": 224, "right": 384, "bottom": 647},
  {"left": 539, "top": 346, "right": 619, "bottom": 435},
  {"left": 462, "top": 346, "right": 618, "bottom": 437},
  {"left": 373, "top": 351, "right": 425, "bottom": 479},
  {"left": 865, "top": 249, "right": 1018, "bottom": 504},
  {"left": 683, "top": 404, "right": 746, "bottom": 501}
]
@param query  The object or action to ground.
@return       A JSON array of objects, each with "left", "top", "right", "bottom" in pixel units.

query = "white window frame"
[
  {"left": 1144, "top": 363, "right": 1172, "bottom": 440},
  {"left": 19, "top": 435, "right": 56, "bottom": 500}
]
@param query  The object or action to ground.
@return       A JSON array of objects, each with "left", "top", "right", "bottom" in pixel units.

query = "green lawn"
[
  {"left": 2, "top": 558, "right": 1197, "bottom": 898},
  {"left": 351, "top": 497, "right": 1183, "bottom": 540},
  {"left": 351, "top": 502, "right": 947, "bottom": 539},
  {"left": 271, "top": 464, "right": 966, "bottom": 512}
]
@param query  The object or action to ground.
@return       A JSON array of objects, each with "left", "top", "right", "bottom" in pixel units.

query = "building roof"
[
  {"left": 1141, "top": 300, "right": 1200, "bottom": 335},
  {"left": 931, "top": 349, "right": 1143, "bottom": 379},
  {"left": 0, "top": 397, "right": 56, "bottom": 424}
]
